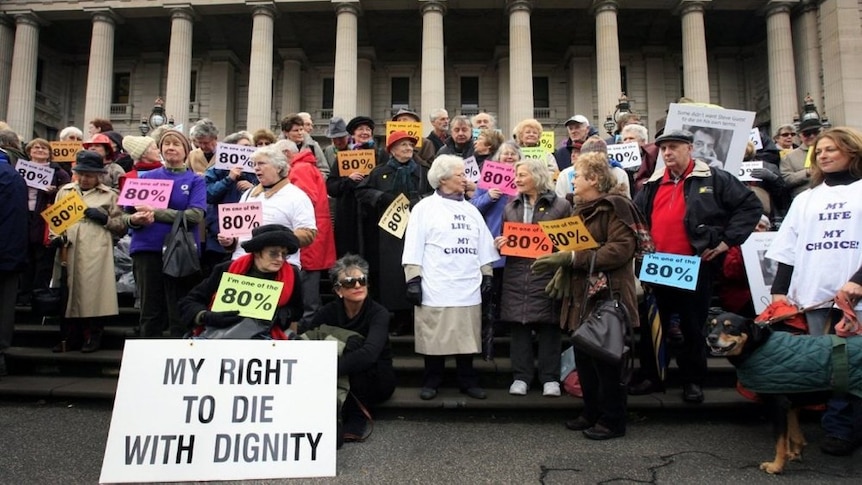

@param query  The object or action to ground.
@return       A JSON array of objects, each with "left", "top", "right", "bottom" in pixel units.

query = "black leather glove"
[
  {"left": 750, "top": 168, "right": 779, "bottom": 183},
  {"left": 481, "top": 275, "right": 493, "bottom": 302},
  {"left": 202, "top": 310, "right": 243, "bottom": 328},
  {"left": 378, "top": 192, "right": 397, "bottom": 209},
  {"left": 49, "top": 237, "right": 66, "bottom": 249},
  {"left": 405, "top": 276, "right": 422, "bottom": 307},
  {"left": 84, "top": 207, "right": 108, "bottom": 225},
  {"left": 344, "top": 335, "right": 364, "bottom": 353}
]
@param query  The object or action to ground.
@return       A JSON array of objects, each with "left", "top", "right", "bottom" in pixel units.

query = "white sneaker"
[
  {"left": 509, "top": 380, "right": 528, "bottom": 396},
  {"left": 543, "top": 381, "right": 561, "bottom": 397}
]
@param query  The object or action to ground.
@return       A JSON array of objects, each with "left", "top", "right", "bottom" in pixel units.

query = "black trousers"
[
  {"left": 133, "top": 252, "right": 198, "bottom": 338},
  {"left": 422, "top": 354, "right": 479, "bottom": 390},
  {"left": 637, "top": 263, "right": 714, "bottom": 386},
  {"left": 19, "top": 243, "right": 56, "bottom": 301},
  {"left": 575, "top": 351, "right": 627, "bottom": 432},
  {"left": 509, "top": 322, "right": 562, "bottom": 385}
]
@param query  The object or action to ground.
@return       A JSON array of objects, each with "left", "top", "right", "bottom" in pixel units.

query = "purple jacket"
[{"left": 129, "top": 167, "right": 206, "bottom": 254}]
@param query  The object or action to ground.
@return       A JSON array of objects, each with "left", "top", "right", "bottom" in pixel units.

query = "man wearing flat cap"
[{"left": 632, "top": 129, "right": 762, "bottom": 404}]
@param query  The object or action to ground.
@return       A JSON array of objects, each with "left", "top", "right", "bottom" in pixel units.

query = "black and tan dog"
[{"left": 706, "top": 312, "right": 862, "bottom": 474}]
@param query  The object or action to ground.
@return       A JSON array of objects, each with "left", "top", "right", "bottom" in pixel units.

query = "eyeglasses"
[
  {"left": 801, "top": 130, "right": 820, "bottom": 138},
  {"left": 779, "top": 132, "right": 796, "bottom": 137},
  {"left": 337, "top": 275, "right": 368, "bottom": 288},
  {"left": 264, "top": 249, "right": 290, "bottom": 259}
]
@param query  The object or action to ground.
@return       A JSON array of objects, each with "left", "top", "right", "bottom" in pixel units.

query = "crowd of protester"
[{"left": 0, "top": 105, "right": 860, "bottom": 451}]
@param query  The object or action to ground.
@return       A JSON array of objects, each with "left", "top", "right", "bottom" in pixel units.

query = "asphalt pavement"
[{"left": 1, "top": 397, "right": 861, "bottom": 484}]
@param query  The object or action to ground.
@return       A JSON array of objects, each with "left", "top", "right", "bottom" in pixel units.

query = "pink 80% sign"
[
  {"left": 117, "top": 179, "right": 174, "bottom": 209},
  {"left": 218, "top": 202, "right": 263, "bottom": 238}
]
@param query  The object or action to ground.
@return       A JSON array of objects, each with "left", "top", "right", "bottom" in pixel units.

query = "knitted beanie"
[{"left": 122, "top": 135, "right": 156, "bottom": 161}]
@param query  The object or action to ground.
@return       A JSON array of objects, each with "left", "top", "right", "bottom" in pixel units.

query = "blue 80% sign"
[{"left": 638, "top": 253, "right": 701, "bottom": 291}]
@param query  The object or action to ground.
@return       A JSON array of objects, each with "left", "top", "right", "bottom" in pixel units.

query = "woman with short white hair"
[
  {"left": 402, "top": 155, "right": 499, "bottom": 401},
  {"left": 219, "top": 145, "right": 317, "bottom": 275}
]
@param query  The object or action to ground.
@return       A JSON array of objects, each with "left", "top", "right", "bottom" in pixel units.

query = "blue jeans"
[{"left": 809, "top": 307, "right": 862, "bottom": 442}]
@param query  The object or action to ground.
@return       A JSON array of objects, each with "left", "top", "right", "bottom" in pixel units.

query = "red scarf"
[{"left": 197, "top": 254, "right": 296, "bottom": 339}]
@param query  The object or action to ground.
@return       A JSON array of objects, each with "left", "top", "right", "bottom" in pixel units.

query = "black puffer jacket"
[
  {"left": 499, "top": 191, "right": 572, "bottom": 325},
  {"left": 635, "top": 159, "right": 762, "bottom": 254}
]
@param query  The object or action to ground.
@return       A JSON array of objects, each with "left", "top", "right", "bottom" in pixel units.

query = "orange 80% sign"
[
  {"left": 49, "top": 141, "right": 83, "bottom": 163},
  {"left": 501, "top": 222, "right": 553, "bottom": 259}
]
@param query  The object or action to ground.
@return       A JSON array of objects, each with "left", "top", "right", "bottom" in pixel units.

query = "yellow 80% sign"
[
  {"left": 211, "top": 273, "right": 284, "bottom": 321},
  {"left": 538, "top": 215, "right": 599, "bottom": 251},
  {"left": 378, "top": 193, "right": 411, "bottom": 239},
  {"left": 40, "top": 191, "right": 86, "bottom": 235},
  {"left": 385, "top": 121, "right": 424, "bottom": 148},
  {"left": 337, "top": 149, "right": 376, "bottom": 177}
]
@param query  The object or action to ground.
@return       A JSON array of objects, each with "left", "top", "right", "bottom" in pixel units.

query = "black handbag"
[
  {"left": 197, "top": 318, "right": 271, "bottom": 340},
  {"left": 31, "top": 287, "right": 63, "bottom": 317},
  {"left": 570, "top": 252, "right": 634, "bottom": 365},
  {"left": 162, "top": 213, "right": 201, "bottom": 278}
]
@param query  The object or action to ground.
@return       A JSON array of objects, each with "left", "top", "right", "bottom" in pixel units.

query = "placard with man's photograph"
[
  {"left": 740, "top": 231, "right": 778, "bottom": 314},
  {"left": 662, "top": 103, "right": 756, "bottom": 177}
]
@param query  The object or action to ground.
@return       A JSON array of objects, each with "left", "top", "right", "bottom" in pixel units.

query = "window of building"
[
  {"left": 189, "top": 71, "right": 198, "bottom": 103},
  {"left": 533, "top": 76, "right": 549, "bottom": 108},
  {"left": 322, "top": 78, "right": 334, "bottom": 110},
  {"left": 461, "top": 77, "right": 479, "bottom": 107},
  {"left": 620, "top": 66, "right": 628, "bottom": 97},
  {"left": 112, "top": 72, "right": 130, "bottom": 104},
  {"left": 391, "top": 77, "right": 410, "bottom": 108},
  {"left": 36, "top": 58, "right": 44, "bottom": 92}
]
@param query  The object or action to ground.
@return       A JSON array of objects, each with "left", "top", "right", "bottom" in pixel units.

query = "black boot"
[
  {"left": 52, "top": 319, "right": 82, "bottom": 352},
  {"left": 81, "top": 323, "right": 103, "bottom": 353}
]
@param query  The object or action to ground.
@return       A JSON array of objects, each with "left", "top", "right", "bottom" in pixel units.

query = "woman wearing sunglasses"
[
  {"left": 303, "top": 254, "right": 395, "bottom": 443},
  {"left": 179, "top": 224, "right": 304, "bottom": 338}
]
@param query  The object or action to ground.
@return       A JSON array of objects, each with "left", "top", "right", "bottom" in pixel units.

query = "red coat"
[
  {"left": 289, "top": 150, "right": 336, "bottom": 271},
  {"left": 718, "top": 245, "right": 752, "bottom": 314}
]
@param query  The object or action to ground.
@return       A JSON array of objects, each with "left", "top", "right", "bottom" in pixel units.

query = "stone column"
[
  {"left": 508, "top": 0, "right": 534, "bottom": 125},
  {"left": 793, "top": 0, "right": 822, "bottom": 115},
  {"left": 0, "top": 17, "right": 15, "bottom": 122},
  {"left": 593, "top": 1, "right": 622, "bottom": 121},
  {"left": 357, "top": 48, "right": 375, "bottom": 117},
  {"left": 819, "top": 0, "right": 862, "bottom": 126},
  {"left": 246, "top": 3, "right": 275, "bottom": 132},
  {"left": 83, "top": 11, "right": 116, "bottom": 127},
  {"left": 279, "top": 48, "right": 304, "bottom": 119},
  {"left": 165, "top": 7, "right": 194, "bottom": 131},
  {"left": 764, "top": 1, "right": 799, "bottom": 127},
  {"left": 678, "top": 0, "right": 711, "bottom": 103},
  {"left": 6, "top": 13, "right": 41, "bottom": 137},
  {"left": 420, "top": 0, "right": 446, "bottom": 125},
  {"left": 333, "top": 1, "right": 359, "bottom": 121}
]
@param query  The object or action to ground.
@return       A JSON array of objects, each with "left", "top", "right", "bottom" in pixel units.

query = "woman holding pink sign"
[
  {"left": 494, "top": 157, "right": 571, "bottom": 398},
  {"left": 125, "top": 129, "right": 206, "bottom": 338}
]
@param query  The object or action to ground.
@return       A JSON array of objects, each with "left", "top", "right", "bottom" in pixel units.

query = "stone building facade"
[{"left": 1, "top": 0, "right": 861, "bottom": 142}]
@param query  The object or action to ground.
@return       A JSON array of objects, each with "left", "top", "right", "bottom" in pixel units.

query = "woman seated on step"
[{"left": 302, "top": 254, "right": 395, "bottom": 443}]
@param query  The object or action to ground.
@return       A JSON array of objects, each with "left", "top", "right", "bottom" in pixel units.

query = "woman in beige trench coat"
[{"left": 52, "top": 151, "right": 127, "bottom": 352}]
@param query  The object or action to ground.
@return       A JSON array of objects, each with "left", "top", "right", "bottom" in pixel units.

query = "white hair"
[
  {"left": 59, "top": 126, "right": 83, "bottom": 141},
  {"left": 427, "top": 155, "right": 464, "bottom": 189},
  {"left": 253, "top": 145, "right": 290, "bottom": 177},
  {"left": 273, "top": 139, "right": 298, "bottom": 154},
  {"left": 621, "top": 124, "right": 649, "bottom": 143},
  {"left": 430, "top": 108, "right": 449, "bottom": 122}
]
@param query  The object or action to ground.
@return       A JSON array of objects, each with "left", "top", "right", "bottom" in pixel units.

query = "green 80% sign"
[{"left": 211, "top": 273, "right": 284, "bottom": 320}]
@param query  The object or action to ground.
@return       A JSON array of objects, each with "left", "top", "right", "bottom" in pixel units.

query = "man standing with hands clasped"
[{"left": 631, "top": 129, "right": 762, "bottom": 404}]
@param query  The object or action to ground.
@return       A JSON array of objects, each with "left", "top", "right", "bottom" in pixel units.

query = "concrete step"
[{"left": 0, "top": 375, "right": 757, "bottom": 411}]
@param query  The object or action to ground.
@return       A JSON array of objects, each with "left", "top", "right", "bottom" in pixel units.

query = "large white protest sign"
[
  {"left": 99, "top": 340, "right": 337, "bottom": 483},
  {"left": 741, "top": 231, "right": 778, "bottom": 314},
  {"left": 662, "top": 103, "right": 755, "bottom": 176}
]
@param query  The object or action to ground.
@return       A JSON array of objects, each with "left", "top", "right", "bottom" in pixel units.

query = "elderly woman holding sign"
[
  {"left": 531, "top": 152, "right": 644, "bottom": 440},
  {"left": 52, "top": 151, "right": 126, "bottom": 352},
  {"left": 19, "top": 138, "right": 70, "bottom": 306},
  {"left": 493, "top": 157, "right": 571, "bottom": 397},
  {"left": 403, "top": 155, "right": 499, "bottom": 400},
  {"left": 355, "top": 131, "right": 433, "bottom": 333},
  {"left": 125, "top": 129, "right": 207, "bottom": 338},
  {"left": 180, "top": 224, "right": 304, "bottom": 338}
]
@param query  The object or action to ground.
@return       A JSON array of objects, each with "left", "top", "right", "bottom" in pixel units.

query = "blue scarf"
[{"left": 386, "top": 157, "right": 417, "bottom": 194}]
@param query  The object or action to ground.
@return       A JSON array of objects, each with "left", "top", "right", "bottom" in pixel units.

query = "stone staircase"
[{"left": 0, "top": 301, "right": 754, "bottom": 411}]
